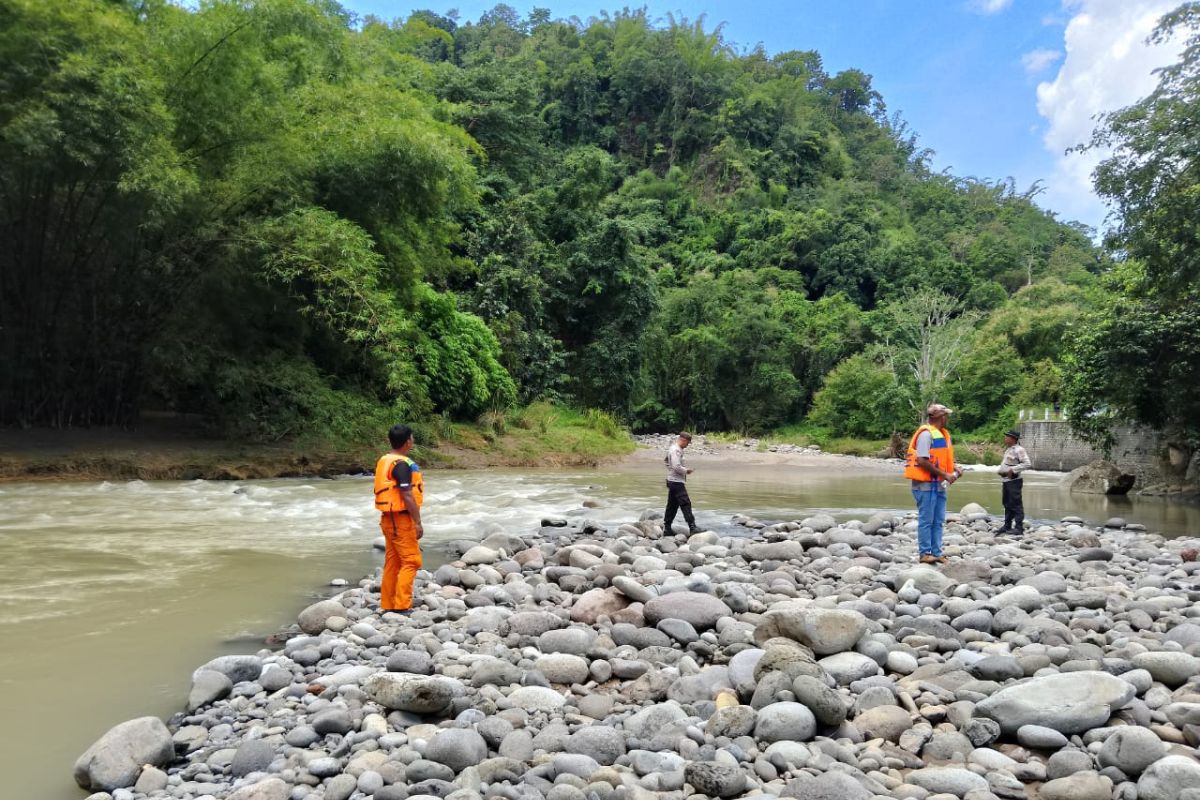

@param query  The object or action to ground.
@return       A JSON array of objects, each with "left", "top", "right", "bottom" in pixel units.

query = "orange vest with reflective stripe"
[
  {"left": 904, "top": 423, "right": 956, "bottom": 482},
  {"left": 374, "top": 453, "right": 424, "bottom": 512}
]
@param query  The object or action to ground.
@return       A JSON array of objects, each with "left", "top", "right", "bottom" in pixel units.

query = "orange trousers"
[{"left": 379, "top": 512, "right": 422, "bottom": 611}]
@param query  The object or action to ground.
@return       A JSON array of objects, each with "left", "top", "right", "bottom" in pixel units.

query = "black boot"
[{"left": 688, "top": 524, "right": 702, "bottom": 534}]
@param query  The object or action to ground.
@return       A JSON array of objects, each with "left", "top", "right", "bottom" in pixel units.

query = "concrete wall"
[{"left": 1018, "top": 420, "right": 1163, "bottom": 483}]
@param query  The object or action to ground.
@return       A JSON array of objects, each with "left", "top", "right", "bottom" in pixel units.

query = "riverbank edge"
[{"left": 0, "top": 425, "right": 636, "bottom": 483}]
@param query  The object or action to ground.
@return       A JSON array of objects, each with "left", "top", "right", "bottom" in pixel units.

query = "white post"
[
  {"left": 1044, "top": 407, "right": 1050, "bottom": 420},
  {"left": 1019, "top": 409, "right": 1025, "bottom": 421}
]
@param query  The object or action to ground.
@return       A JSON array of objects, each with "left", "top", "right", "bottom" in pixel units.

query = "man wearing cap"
[
  {"left": 664, "top": 432, "right": 700, "bottom": 535},
  {"left": 903, "top": 404, "right": 962, "bottom": 564},
  {"left": 997, "top": 430, "right": 1032, "bottom": 534}
]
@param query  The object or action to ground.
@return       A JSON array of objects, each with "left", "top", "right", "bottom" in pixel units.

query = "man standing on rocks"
[
  {"left": 904, "top": 404, "right": 961, "bottom": 564},
  {"left": 664, "top": 432, "right": 701, "bottom": 534},
  {"left": 373, "top": 424, "right": 424, "bottom": 613},
  {"left": 997, "top": 429, "right": 1031, "bottom": 535}
]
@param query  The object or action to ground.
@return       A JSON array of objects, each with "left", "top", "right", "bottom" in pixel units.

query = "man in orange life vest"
[
  {"left": 904, "top": 404, "right": 962, "bottom": 565},
  {"left": 373, "top": 424, "right": 424, "bottom": 613}
]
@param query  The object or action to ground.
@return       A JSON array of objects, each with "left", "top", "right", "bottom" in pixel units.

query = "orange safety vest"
[
  {"left": 374, "top": 453, "right": 424, "bottom": 512},
  {"left": 904, "top": 423, "right": 956, "bottom": 482}
]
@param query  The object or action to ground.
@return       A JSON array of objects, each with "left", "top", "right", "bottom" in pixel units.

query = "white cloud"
[
  {"left": 971, "top": 0, "right": 1013, "bottom": 14},
  {"left": 1022, "top": 48, "right": 1063, "bottom": 74},
  {"left": 1035, "top": 0, "right": 1186, "bottom": 228}
]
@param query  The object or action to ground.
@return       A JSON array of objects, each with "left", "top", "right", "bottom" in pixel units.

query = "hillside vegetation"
[{"left": 0, "top": 1, "right": 1115, "bottom": 448}]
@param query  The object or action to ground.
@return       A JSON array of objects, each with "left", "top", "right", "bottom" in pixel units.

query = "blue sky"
[{"left": 338, "top": 0, "right": 1186, "bottom": 233}]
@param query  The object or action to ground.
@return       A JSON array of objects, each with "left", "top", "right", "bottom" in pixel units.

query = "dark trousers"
[
  {"left": 1002, "top": 479, "right": 1024, "bottom": 531},
  {"left": 664, "top": 480, "right": 695, "bottom": 531}
]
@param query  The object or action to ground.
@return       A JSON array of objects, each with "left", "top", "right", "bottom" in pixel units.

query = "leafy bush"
[{"left": 808, "top": 354, "right": 913, "bottom": 438}]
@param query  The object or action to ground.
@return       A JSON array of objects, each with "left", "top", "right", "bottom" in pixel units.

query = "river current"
[{"left": 2, "top": 454, "right": 1197, "bottom": 798}]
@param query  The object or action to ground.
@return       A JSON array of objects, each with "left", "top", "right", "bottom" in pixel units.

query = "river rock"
[
  {"left": 565, "top": 726, "right": 626, "bottom": 766},
  {"left": 685, "top": 762, "right": 746, "bottom": 798},
  {"left": 1137, "top": 756, "right": 1200, "bottom": 800},
  {"left": 1132, "top": 651, "right": 1200, "bottom": 688},
  {"left": 854, "top": 705, "right": 912, "bottom": 742},
  {"left": 74, "top": 717, "right": 174, "bottom": 792},
  {"left": 907, "top": 767, "right": 988, "bottom": 796},
  {"left": 570, "top": 588, "right": 629, "bottom": 624},
  {"left": 643, "top": 591, "right": 732, "bottom": 629},
  {"left": 818, "top": 652, "right": 881, "bottom": 684},
  {"left": 363, "top": 673, "right": 460, "bottom": 713},
  {"left": 761, "top": 604, "right": 868, "bottom": 655},
  {"left": 535, "top": 654, "right": 590, "bottom": 684},
  {"left": 754, "top": 702, "right": 817, "bottom": 742},
  {"left": 1040, "top": 772, "right": 1113, "bottom": 800},
  {"left": 706, "top": 705, "right": 757, "bottom": 738},
  {"left": 508, "top": 610, "right": 566, "bottom": 637},
  {"left": 1097, "top": 726, "right": 1167, "bottom": 776},
  {"left": 297, "top": 599, "right": 347, "bottom": 634},
  {"left": 188, "top": 669, "right": 232, "bottom": 711},
  {"left": 1063, "top": 461, "right": 1136, "bottom": 496},
  {"left": 782, "top": 771, "right": 871, "bottom": 800},
  {"left": 426, "top": 729, "right": 487, "bottom": 772},
  {"left": 231, "top": 739, "right": 275, "bottom": 777},
  {"left": 193, "top": 654, "right": 263, "bottom": 685},
  {"left": 975, "top": 671, "right": 1136, "bottom": 734},
  {"left": 227, "top": 778, "right": 290, "bottom": 800},
  {"left": 790, "top": 675, "right": 847, "bottom": 726},
  {"left": 387, "top": 650, "right": 435, "bottom": 674},
  {"left": 507, "top": 686, "right": 567, "bottom": 711},
  {"left": 539, "top": 627, "right": 596, "bottom": 656}
]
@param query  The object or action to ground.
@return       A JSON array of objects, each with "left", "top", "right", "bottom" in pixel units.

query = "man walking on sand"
[
  {"left": 997, "top": 429, "right": 1031, "bottom": 535},
  {"left": 373, "top": 424, "right": 424, "bottom": 614},
  {"left": 904, "top": 404, "right": 962, "bottom": 564},
  {"left": 664, "top": 432, "right": 701, "bottom": 535}
]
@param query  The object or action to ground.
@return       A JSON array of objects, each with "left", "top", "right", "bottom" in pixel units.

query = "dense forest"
[{"left": 0, "top": 0, "right": 1191, "bottom": 448}]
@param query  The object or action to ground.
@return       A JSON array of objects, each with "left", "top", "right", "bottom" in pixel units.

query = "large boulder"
[
  {"left": 757, "top": 603, "right": 868, "bottom": 655},
  {"left": 363, "top": 673, "right": 460, "bottom": 714},
  {"left": 643, "top": 592, "right": 732, "bottom": 630},
  {"left": 1062, "top": 460, "right": 1136, "bottom": 496},
  {"left": 975, "top": 671, "right": 1136, "bottom": 735},
  {"left": 74, "top": 717, "right": 174, "bottom": 792}
]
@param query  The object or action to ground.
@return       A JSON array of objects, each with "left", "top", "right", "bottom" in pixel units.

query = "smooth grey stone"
[
  {"left": 975, "top": 671, "right": 1136, "bottom": 734},
  {"left": 74, "top": 717, "right": 174, "bottom": 792},
  {"left": 754, "top": 702, "right": 817, "bottom": 742},
  {"left": 312, "top": 708, "right": 354, "bottom": 736},
  {"left": 426, "top": 729, "right": 487, "bottom": 773},
  {"left": 387, "top": 650, "right": 435, "bottom": 675},
  {"left": 1097, "top": 727, "right": 1167, "bottom": 776}
]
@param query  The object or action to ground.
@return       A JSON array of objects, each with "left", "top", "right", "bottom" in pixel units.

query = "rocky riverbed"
[{"left": 74, "top": 507, "right": 1200, "bottom": 800}]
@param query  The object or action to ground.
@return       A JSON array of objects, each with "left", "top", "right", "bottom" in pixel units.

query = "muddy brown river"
[{"left": 1, "top": 452, "right": 1197, "bottom": 798}]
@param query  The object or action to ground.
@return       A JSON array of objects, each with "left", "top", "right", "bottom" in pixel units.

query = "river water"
[{"left": 2, "top": 454, "right": 1198, "bottom": 798}]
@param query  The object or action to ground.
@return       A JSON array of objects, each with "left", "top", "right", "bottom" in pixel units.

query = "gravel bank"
[{"left": 75, "top": 506, "right": 1200, "bottom": 800}]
